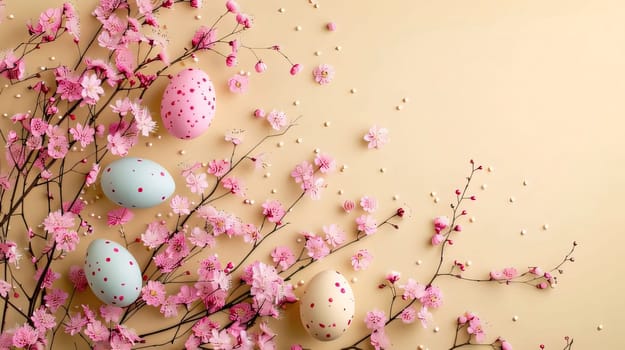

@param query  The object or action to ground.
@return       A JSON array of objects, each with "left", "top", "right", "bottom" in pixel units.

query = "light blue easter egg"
[
  {"left": 84, "top": 239, "right": 142, "bottom": 307},
  {"left": 100, "top": 157, "right": 175, "bottom": 208}
]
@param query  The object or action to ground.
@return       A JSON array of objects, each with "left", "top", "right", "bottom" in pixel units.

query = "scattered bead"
[
  {"left": 277, "top": 141, "right": 284, "bottom": 147},
  {"left": 15, "top": 94, "right": 21, "bottom": 99},
  {"left": 340, "top": 164, "right": 348, "bottom": 172},
  {"left": 243, "top": 199, "right": 251, "bottom": 204},
  {"left": 520, "top": 229, "right": 527, "bottom": 236},
  {"left": 487, "top": 166, "right": 494, "bottom": 172},
  {"left": 314, "top": 148, "right": 320, "bottom": 154},
  {"left": 392, "top": 195, "right": 399, "bottom": 200},
  {"left": 542, "top": 224, "right": 549, "bottom": 230},
  {"left": 293, "top": 100, "right": 300, "bottom": 106},
  {"left": 278, "top": 8, "right": 285, "bottom": 13},
  {"left": 597, "top": 324, "right": 603, "bottom": 331},
  {"left": 296, "top": 138, "right": 303, "bottom": 144},
  {"left": 434, "top": 197, "right": 440, "bottom": 203},
  {"left": 295, "top": 25, "right": 302, "bottom": 31},
  {"left": 418, "top": 346, "right": 425, "bottom": 350},
  {"left": 179, "top": 150, "right": 186, "bottom": 155},
  {"left": 249, "top": 199, "right": 255, "bottom": 205},
  {"left": 296, "top": 238, "right": 302, "bottom": 243},
  {"left": 402, "top": 97, "right": 409, "bottom": 103},
  {"left": 335, "top": 45, "right": 342, "bottom": 51},
  {"left": 193, "top": 57, "right": 199, "bottom": 63},
  {"left": 416, "top": 259, "right": 422, "bottom": 265},
  {"left": 395, "top": 105, "right": 403, "bottom": 111},
  {"left": 465, "top": 260, "right": 472, "bottom": 266},
  {"left": 8, "top": 14, "right": 15, "bottom": 20},
  {"left": 469, "top": 217, "right": 476, "bottom": 223},
  {"left": 351, "top": 277, "right": 358, "bottom": 283},
  {"left": 168, "top": 212, "right": 174, "bottom": 217},
  {"left": 430, "top": 191, "right": 437, "bottom": 197},
  {"left": 380, "top": 167, "right": 386, "bottom": 173},
  {"left": 146, "top": 142, "right": 153, "bottom": 147},
  {"left": 157, "top": 135, "right": 162, "bottom": 140},
  {"left": 271, "top": 189, "right": 277, "bottom": 194},
  {"left": 194, "top": 15, "right": 202, "bottom": 20},
  {"left": 523, "top": 179, "right": 528, "bottom": 186},
  {"left": 298, "top": 280, "right": 305, "bottom": 286},
  {"left": 156, "top": 213, "right": 162, "bottom": 218},
  {"left": 509, "top": 196, "right": 515, "bottom": 203},
  {"left": 512, "top": 315, "right": 519, "bottom": 322},
  {"left": 324, "top": 121, "right": 331, "bottom": 127},
  {"left": 433, "top": 327, "right": 440, "bottom": 333},
  {"left": 338, "top": 190, "right": 344, "bottom": 195},
  {"left": 39, "top": 66, "right": 46, "bottom": 71},
  {"left": 313, "top": 3, "right": 320, "bottom": 8},
  {"left": 2, "top": 113, "right": 7, "bottom": 117},
  {"left": 350, "top": 88, "right": 357, "bottom": 94},
  {"left": 481, "top": 184, "right": 487, "bottom": 190},
  {"left": 49, "top": 56, "right": 56, "bottom": 61},
  {"left": 264, "top": 172, "right": 271, "bottom": 178}
]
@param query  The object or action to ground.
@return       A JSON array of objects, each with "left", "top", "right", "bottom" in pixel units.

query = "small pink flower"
[
  {"left": 141, "top": 221, "right": 169, "bottom": 249},
  {"left": 142, "top": 280, "right": 166, "bottom": 306},
  {"left": 262, "top": 200, "right": 285, "bottom": 224},
  {"left": 44, "top": 288, "right": 68, "bottom": 312},
  {"left": 291, "top": 161, "right": 313, "bottom": 183},
  {"left": 69, "top": 122, "right": 95, "bottom": 147},
  {"left": 12, "top": 324, "right": 37, "bottom": 348},
  {"left": 192, "top": 26, "right": 217, "bottom": 49},
  {"left": 64, "top": 313, "right": 87, "bottom": 336},
  {"left": 81, "top": 73, "right": 104, "bottom": 103},
  {"left": 420, "top": 285, "right": 443, "bottom": 309},
  {"left": 467, "top": 317, "right": 486, "bottom": 343},
  {"left": 312, "top": 64, "right": 335, "bottom": 85},
  {"left": 351, "top": 249, "right": 373, "bottom": 271},
  {"left": 226, "top": 0, "right": 239, "bottom": 13},
  {"left": 107, "top": 207, "right": 134, "bottom": 226},
  {"left": 68, "top": 265, "right": 88, "bottom": 291},
  {"left": 0, "top": 280, "right": 11, "bottom": 298},
  {"left": 236, "top": 13, "right": 252, "bottom": 28},
  {"left": 222, "top": 177, "right": 245, "bottom": 196},
  {"left": 360, "top": 196, "right": 378, "bottom": 213},
  {"left": 266, "top": 110, "right": 288, "bottom": 130},
  {"left": 356, "top": 214, "right": 377, "bottom": 235},
  {"left": 502, "top": 267, "right": 518, "bottom": 280},
  {"left": 417, "top": 306, "right": 432, "bottom": 328},
  {"left": 400, "top": 306, "right": 416, "bottom": 324},
  {"left": 170, "top": 195, "right": 191, "bottom": 215},
  {"left": 363, "top": 125, "right": 389, "bottom": 149},
  {"left": 364, "top": 309, "right": 387, "bottom": 331},
  {"left": 305, "top": 236, "right": 329, "bottom": 260},
  {"left": 190, "top": 0, "right": 202, "bottom": 7},
  {"left": 99, "top": 305, "right": 123, "bottom": 323},
  {"left": 207, "top": 159, "right": 231, "bottom": 178},
  {"left": 433, "top": 216, "right": 449, "bottom": 233},
  {"left": 431, "top": 233, "right": 445, "bottom": 245},
  {"left": 501, "top": 340, "right": 513, "bottom": 350},
  {"left": 342, "top": 200, "right": 356, "bottom": 213},
  {"left": 255, "top": 60, "right": 267, "bottom": 73},
  {"left": 186, "top": 173, "right": 208, "bottom": 194},
  {"left": 85, "top": 163, "right": 100, "bottom": 187},
  {"left": 226, "top": 54, "right": 237, "bottom": 67},
  {"left": 228, "top": 74, "right": 249, "bottom": 93},
  {"left": 385, "top": 271, "right": 401, "bottom": 284},
  {"left": 271, "top": 246, "right": 295, "bottom": 271},
  {"left": 254, "top": 108, "right": 265, "bottom": 118},
  {"left": 290, "top": 63, "right": 302, "bottom": 75},
  {"left": 314, "top": 153, "right": 336, "bottom": 173},
  {"left": 399, "top": 278, "right": 426, "bottom": 300},
  {"left": 323, "top": 224, "right": 346, "bottom": 247},
  {"left": 537, "top": 281, "right": 548, "bottom": 289}
]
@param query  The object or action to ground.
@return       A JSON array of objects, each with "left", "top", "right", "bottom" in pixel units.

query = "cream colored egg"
[{"left": 300, "top": 270, "right": 355, "bottom": 341}]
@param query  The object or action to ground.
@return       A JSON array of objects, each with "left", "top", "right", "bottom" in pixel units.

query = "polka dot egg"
[
  {"left": 100, "top": 157, "right": 175, "bottom": 209},
  {"left": 160, "top": 68, "right": 216, "bottom": 139},
  {"left": 300, "top": 270, "right": 355, "bottom": 341},
  {"left": 84, "top": 239, "right": 142, "bottom": 307}
]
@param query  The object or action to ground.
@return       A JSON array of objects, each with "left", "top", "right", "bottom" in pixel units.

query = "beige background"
[{"left": 0, "top": 0, "right": 623, "bottom": 349}]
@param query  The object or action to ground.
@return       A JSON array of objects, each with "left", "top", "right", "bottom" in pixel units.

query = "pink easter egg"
[{"left": 160, "top": 68, "right": 216, "bottom": 139}]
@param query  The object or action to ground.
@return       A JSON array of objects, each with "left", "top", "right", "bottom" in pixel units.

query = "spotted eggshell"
[
  {"left": 160, "top": 68, "right": 216, "bottom": 139},
  {"left": 101, "top": 157, "right": 175, "bottom": 208},
  {"left": 84, "top": 239, "right": 142, "bottom": 307},
  {"left": 300, "top": 270, "right": 355, "bottom": 341}
]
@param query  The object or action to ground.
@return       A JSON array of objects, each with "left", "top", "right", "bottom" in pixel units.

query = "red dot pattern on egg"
[{"left": 161, "top": 68, "right": 216, "bottom": 139}]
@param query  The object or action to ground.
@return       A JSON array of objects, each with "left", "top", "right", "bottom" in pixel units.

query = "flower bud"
[
  {"left": 290, "top": 63, "right": 302, "bottom": 75},
  {"left": 255, "top": 60, "right": 267, "bottom": 73}
]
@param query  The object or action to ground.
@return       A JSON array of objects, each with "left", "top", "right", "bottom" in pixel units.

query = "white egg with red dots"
[
  {"left": 84, "top": 239, "right": 142, "bottom": 307},
  {"left": 100, "top": 157, "right": 175, "bottom": 208},
  {"left": 300, "top": 270, "right": 355, "bottom": 341},
  {"left": 161, "top": 68, "right": 216, "bottom": 139}
]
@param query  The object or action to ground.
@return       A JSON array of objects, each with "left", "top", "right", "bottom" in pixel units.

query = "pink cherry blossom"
[
  {"left": 132, "top": 104, "right": 156, "bottom": 136},
  {"left": 400, "top": 306, "right": 416, "bottom": 324},
  {"left": 81, "top": 73, "right": 104, "bottom": 103},
  {"left": 501, "top": 340, "right": 513, "bottom": 350},
  {"left": 54, "top": 230, "right": 79, "bottom": 252},
  {"left": 64, "top": 313, "right": 87, "bottom": 336},
  {"left": 69, "top": 122, "right": 95, "bottom": 148},
  {"left": 266, "top": 109, "right": 288, "bottom": 130},
  {"left": 431, "top": 233, "right": 445, "bottom": 245},
  {"left": 0, "top": 50, "right": 25, "bottom": 80},
  {"left": 302, "top": 176, "right": 325, "bottom": 200},
  {"left": 312, "top": 64, "right": 335, "bottom": 85},
  {"left": 261, "top": 200, "right": 285, "bottom": 224},
  {"left": 363, "top": 125, "right": 389, "bottom": 149},
  {"left": 106, "top": 132, "right": 134, "bottom": 156},
  {"left": 314, "top": 153, "right": 336, "bottom": 173},
  {"left": 360, "top": 196, "right": 378, "bottom": 213},
  {"left": 370, "top": 329, "right": 390, "bottom": 350},
  {"left": 31, "top": 307, "right": 56, "bottom": 330},
  {"left": 186, "top": 173, "right": 208, "bottom": 194},
  {"left": 502, "top": 267, "right": 518, "bottom": 280},
  {"left": 190, "top": 0, "right": 202, "bottom": 8},
  {"left": 207, "top": 159, "right": 231, "bottom": 177},
  {"left": 43, "top": 288, "right": 67, "bottom": 312},
  {"left": 226, "top": 0, "right": 239, "bottom": 13},
  {"left": 142, "top": 280, "right": 166, "bottom": 306},
  {"left": 68, "top": 265, "right": 88, "bottom": 291},
  {"left": 228, "top": 73, "right": 249, "bottom": 93},
  {"left": 34, "top": 268, "right": 60, "bottom": 289},
  {"left": 222, "top": 177, "right": 245, "bottom": 196},
  {"left": 235, "top": 13, "right": 252, "bottom": 28},
  {"left": 271, "top": 246, "right": 295, "bottom": 271},
  {"left": 323, "top": 224, "right": 346, "bottom": 247},
  {"left": 305, "top": 236, "right": 329, "bottom": 260},
  {"left": 12, "top": 324, "right": 37, "bottom": 348},
  {"left": 0, "top": 280, "right": 11, "bottom": 298},
  {"left": 420, "top": 285, "right": 443, "bottom": 309},
  {"left": 386, "top": 271, "right": 401, "bottom": 283},
  {"left": 351, "top": 249, "right": 373, "bottom": 271},
  {"left": 189, "top": 227, "right": 215, "bottom": 248},
  {"left": 291, "top": 161, "right": 313, "bottom": 183},
  {"left": 47, "top": 134, "right": 69, "bottom": 159},
  {"left": 107, "top": 207, "right": 134, "bottom": 226},
  {"left": 364, "top": 309, "right": 387, "bottom": 330},
  {"left": 170, "top": 195, "right": 191, "bottom": 215},
  {"left": 356, "top": 214, "right": 377, "bottom": 235},
  {"left": 141, "top": 221, "right": 170, "bottom": 249},
  {"left": 467, "top": 317, "right": 486, "bottom": 343},
  {"left": 417, "top": 306, "right": 432, "bottom": 328},
  {"left": 399, "top": 278, "right": 426, "bottom": 300},
  {"left": 434, "top": 216, "right": 450, "bottom": 233},
  {"left": 85, "top": 320, "right": 109, "bottom": 342}
]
